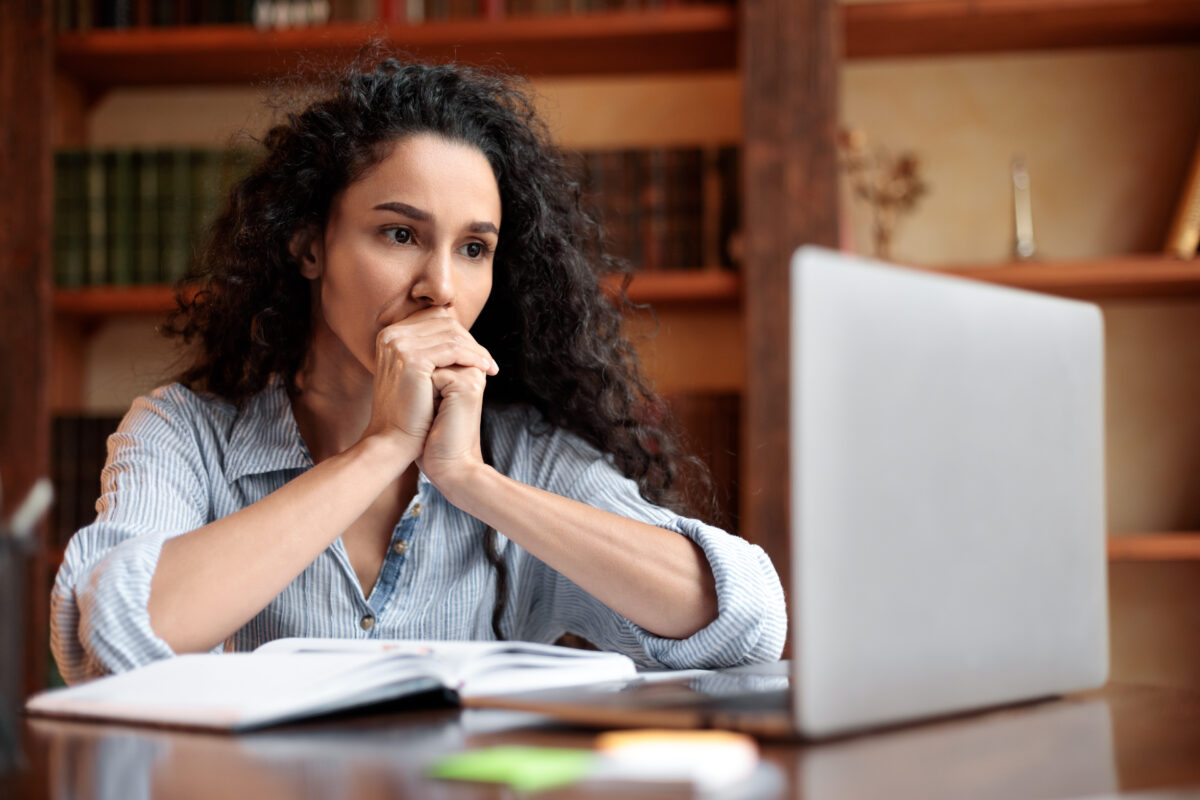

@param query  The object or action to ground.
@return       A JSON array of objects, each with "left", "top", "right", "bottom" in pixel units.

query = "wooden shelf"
[
  {"left": 53, "top": 271, "right": 740, "bottom": 320},
  {"left": 53, "top": 0, "right": 1200, "bottom": 92},
  {"left": 54, "top": 285, "right": 177, "bottom": 317},
  {"left": 54, "top": 7, "right": 736, "bottom": 88},
  {"left": 1108, "top": 533, "right": 1200, "bottom": 561},
  {"left": 611, "top": 270, "right": 741, "bottom": 305},
  {"left": 844, "top": 0, "right": 1200, "bottom": 60},
  {"left": 923, "top": 255, "right": 1200, "bottom": 300},
  {"left": 53, "top": 256, "right": 1200, "bottom": 319}
]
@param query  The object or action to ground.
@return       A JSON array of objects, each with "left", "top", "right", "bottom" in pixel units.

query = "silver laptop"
[{"left": 470, "top": 246, "right": 1109, "bottom": 738}]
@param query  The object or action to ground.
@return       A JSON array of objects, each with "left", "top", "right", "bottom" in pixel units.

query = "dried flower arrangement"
[{"left": 838, "top": 128, "right": 929, "bottom": 260}]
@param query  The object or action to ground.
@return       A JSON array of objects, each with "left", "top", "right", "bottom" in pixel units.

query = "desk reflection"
[
  {"left": 33, "top": 709, "right": 549, "bottom": 800},
  {"left": 791, "top": 697, "right": 1117, "bottom": 800},
  {"left": 17, "top": 690, "right": 1157, "bottom": 800}
]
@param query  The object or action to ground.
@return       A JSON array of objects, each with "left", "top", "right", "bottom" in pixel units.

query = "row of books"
[
  {"left": 49, "top": 415, "right": 123, "bottom": 553},
  {"left": 53, "top": 144, "right": 742, "bottom": 288},
  {"left": 58, "top": 0, "right": 728, "bottom": 30},
  {"left": 580, "top": 146, "right": 741, "bottom": 272},
  {"left": 53, "top": 148, "right": 257, "bottom": 290}
]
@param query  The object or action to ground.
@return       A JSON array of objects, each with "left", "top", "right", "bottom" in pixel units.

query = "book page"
[
  {"left": 26, "top": 652, "right": 428, "bottom": 730},
  {"left": 254, "top": 638, "right": 638, "bottom": 697}
]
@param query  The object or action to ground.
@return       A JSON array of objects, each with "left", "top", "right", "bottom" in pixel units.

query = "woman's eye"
[
  {"left": 463, "top": 242, "right": 486, "bottom": 259},
  {"left": 388, "top": 227, "right": 412, "bottom": 245}
]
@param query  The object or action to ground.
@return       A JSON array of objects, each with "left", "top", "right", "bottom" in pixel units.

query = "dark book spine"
[
  {"left": 53, "top": 152, "right": 71, "bottom": 288},
  {"left": 600, "top": 150, "right": 634, "bottom": 269},
  {"left": 135, "top": 149, "right": 163, "bottom": 285},
  {"left": 85, "top": 150, "right": 109, "bottom": 287},
  {"left": 152, "top": 0, "right": 178, "bottom": 24},
  {"left": 75, "top": 416, "right": 97, "bottom": 535},
  {"left": 50, "top": 416, "right": 73, "bottom": 551},
  {"left": 621, "top": 149, "right": 641, "bottom": 269},
  {"left": 638, "top": 148, "right": 667, "bottom": 272},
  {"left": 701, "top": 146, "right": 721, "bottom": 270},
  {"left": 67, "top": 151, "right": 89, "bottom": 287},
  {"left": 188, "top": 149, "right": 222, "bottom": 266},
  {"left": 107, "top": 148, "right": 136, "bottom": 286},
  {"left": 717, "top": 145, "right": 741, "bottom": 271},
  {"left": 161, "top": 148, "right": 194, "bottom": 284},
  {"left": 665, "top": 147, "right": 703, "bottom": 270}
]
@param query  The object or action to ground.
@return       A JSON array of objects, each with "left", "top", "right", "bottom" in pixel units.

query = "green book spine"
[
  {"left": 85, "top": 150, "right": 109, "bottom": 287},
  {"left": 66, "top": 151, "right": 89, "bottom": 288},
  {"left": 188, "top": 149, "right": 222, "bottom": 269},
  {"left": 134, "top": 149, "right": 162, "bottom": 286},
  {"left": 107, "top": 149, "right": 136, "bottom": 286},
  {"left": 53, "top": 152, "right": 70, "bottom": 288},
  {"left": 161, "top": 148, "right": 193, "bottom": 284}
]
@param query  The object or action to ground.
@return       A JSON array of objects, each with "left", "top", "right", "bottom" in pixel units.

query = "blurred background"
[{"left": 3, "top": 0, "right": 1200, "bottom": 698}]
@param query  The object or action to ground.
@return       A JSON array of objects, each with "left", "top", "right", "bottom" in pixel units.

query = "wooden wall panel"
[
  {"left": 0, "top": 0, "right": 53, "bottom": 697},
  {"left": 741, "top": 0, "right": 841, "bottom": 589}
]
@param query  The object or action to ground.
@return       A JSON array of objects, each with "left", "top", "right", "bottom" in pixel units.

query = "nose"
[{"left": 411, "top": 247, "right": 455, "bottom": 308}]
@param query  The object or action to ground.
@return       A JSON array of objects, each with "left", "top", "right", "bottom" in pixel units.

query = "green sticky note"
[{"left": 429, "top": 746, "right": 596, "bottom": 793}]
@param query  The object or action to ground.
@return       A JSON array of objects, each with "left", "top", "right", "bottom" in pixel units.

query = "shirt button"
[
  {"left": 411, "top": 502, "right": 423, "bottom": 517},
  {"left": 392, "top": 540, "right": 409, "bottom": 556},
  {"left": 360, "top": 614, "right": 375, "bottom": 631}
]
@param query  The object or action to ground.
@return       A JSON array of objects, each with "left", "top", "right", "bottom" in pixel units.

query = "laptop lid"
[{"left": 789, "top": 247, "right": 1108, "bottom": 737}]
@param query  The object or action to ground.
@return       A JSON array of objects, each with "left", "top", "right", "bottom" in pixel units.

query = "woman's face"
[{"left": 301, "top": 133, "right": 501, "bottom": 375}]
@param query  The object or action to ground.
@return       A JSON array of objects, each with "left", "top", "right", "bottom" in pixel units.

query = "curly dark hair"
[{"left": 165, "top": 57, "right": 711, "bottom": 639}]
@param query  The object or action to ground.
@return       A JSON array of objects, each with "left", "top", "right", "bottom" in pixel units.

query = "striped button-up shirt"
[{"left": 51, "top": 379, "right": 787, "bottom": 685}]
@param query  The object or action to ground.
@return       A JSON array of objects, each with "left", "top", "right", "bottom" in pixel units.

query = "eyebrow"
[{"left": 373, "top": 201, "right": 498, "bottom": 236}]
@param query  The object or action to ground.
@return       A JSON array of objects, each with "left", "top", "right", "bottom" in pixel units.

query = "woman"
[{"left": 51, "top": 59, "right": 786, "bottom": 685}]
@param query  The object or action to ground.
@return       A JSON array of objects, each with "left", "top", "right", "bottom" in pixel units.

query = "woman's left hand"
[{"left": 417, "top": 364, "right": 489, "bottom": 493}]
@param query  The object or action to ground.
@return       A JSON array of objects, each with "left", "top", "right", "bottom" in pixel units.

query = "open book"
[{"left": 25, "top": 638, "right": 637, "bottom": 732}]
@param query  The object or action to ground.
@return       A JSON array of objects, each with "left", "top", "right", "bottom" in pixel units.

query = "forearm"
[
  {"left": 148, "top": 434, "right": 414, "bottom": 654},
  {"left": 442, "top": 465, "right": 719, "bottom": 640}
]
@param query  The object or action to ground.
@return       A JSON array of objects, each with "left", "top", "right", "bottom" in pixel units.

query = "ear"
[{"left": 289, "top": 229, "right": 324, "bottom": 280}]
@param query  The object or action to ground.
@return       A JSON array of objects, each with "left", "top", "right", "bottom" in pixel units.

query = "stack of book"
[{"left": 53, "top": 147, "right": 257, "bottom": 289}]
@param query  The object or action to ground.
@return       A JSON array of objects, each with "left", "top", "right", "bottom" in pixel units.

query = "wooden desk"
[{"left": 3, "top": 683, "right": 1200, "bottom": 799}]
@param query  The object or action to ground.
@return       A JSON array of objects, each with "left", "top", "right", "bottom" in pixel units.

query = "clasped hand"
[{"left": 361, "top": 306, "right": 498, "bottom": 488}]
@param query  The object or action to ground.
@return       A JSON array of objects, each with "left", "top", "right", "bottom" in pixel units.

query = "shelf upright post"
[
  {"left": 0, "top": 0, "right": 54, "bottom": 696},
  {"left": 740, "top": 0, "right": 841, "bottom": 596}
]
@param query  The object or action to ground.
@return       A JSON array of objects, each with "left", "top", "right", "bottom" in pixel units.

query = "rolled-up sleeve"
[
  {"left": 50, "top": 391, "right": 211, "bottom": 684},
  {"left": 518, "top": 450, "right": 787, "bottom": 670}
]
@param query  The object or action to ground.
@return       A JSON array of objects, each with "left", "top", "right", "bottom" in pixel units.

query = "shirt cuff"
[
  {"left": 54, "top": 525, "right": 178, "bottom": 683},
  {"left": 626, "top": 518, "right": 788, "bottom": 669}
]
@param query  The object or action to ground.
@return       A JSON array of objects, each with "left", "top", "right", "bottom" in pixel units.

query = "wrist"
[
  {"left": 350, "top": 430, "right": 421, "bottom": 476},
  {"left": 432, "top": 460, "right": 501, "bottom": 514}
]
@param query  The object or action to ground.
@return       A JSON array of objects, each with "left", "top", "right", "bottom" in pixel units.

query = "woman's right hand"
[{"left": 361, "top": 306, "right": 497, "bottom": 461}]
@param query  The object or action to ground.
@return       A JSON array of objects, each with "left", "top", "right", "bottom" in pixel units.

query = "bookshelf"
[
  {"left": 5, "top": 0, "right": 1200, "bottom": 692},
  {"left": 53, "top": 272, "right": 743, "bottom": 318}
]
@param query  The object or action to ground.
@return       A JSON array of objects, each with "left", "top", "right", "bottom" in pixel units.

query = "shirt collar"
[{"left": 225, "top": 374, "right": 313, "bottom": 483}]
